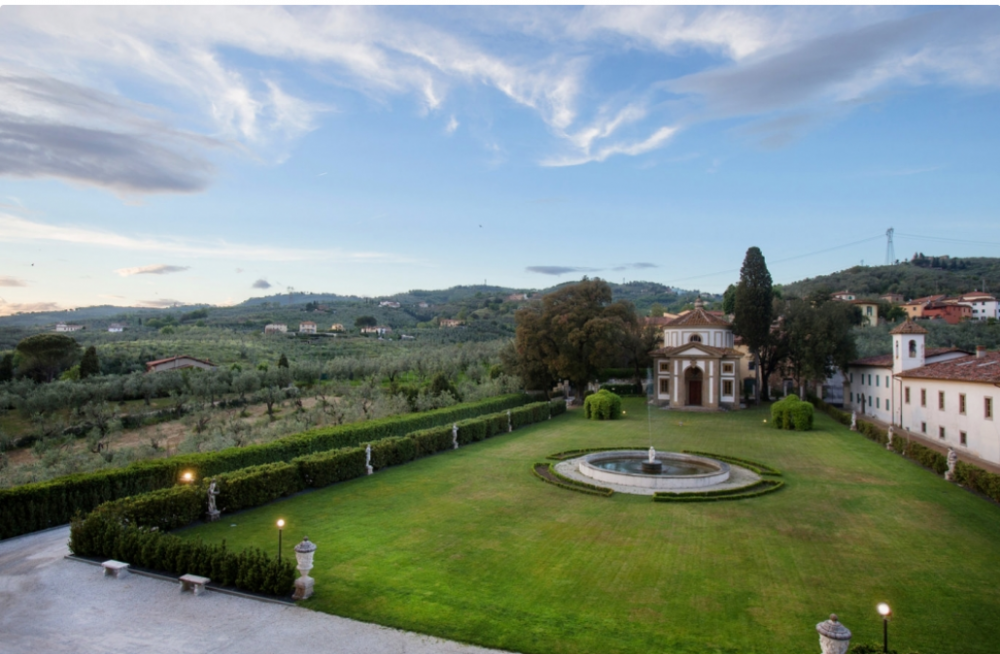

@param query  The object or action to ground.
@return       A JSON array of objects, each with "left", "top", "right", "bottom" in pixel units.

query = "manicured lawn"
[{"left": 180, "top": 398, "right": 1000, "bottom": 654}]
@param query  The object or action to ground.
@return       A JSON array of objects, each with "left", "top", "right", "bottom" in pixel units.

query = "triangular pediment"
[{"left": 673, "top": 344, "right": 716, "bottom": 357}]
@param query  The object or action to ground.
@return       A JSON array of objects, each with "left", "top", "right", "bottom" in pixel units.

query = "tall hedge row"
[
  {"left": 68, "top": 398, "right": 565, "bottom": 597},
  {"left": 1, "top": 393, "right": 533, "bottom": 540}
]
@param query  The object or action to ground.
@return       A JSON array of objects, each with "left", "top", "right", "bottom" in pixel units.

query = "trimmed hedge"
[
  {"left": 1, "top": 393, "right": 533, "bottom": 540},
  {"left": 600, "top": 383, "right": 643, "bottom": 396},
  {"left": 770, "top": 395, "right": 813, "bottom": 431},
  {"left": 531, "top": 463, "right": 613, "bottom": 497},
  {"left": 68, "top": 398, "right": 568, "bottom": 595},
  {"left": 954, "top": 462, "right": 1000, "bottom": 504},
  {"left": 583, "top": 389, "right": 622, "bottom": 420},
  {"left": 70, "top": 515, "right": 295, "bottom": 597},
  {"left": 653, "top": 480, "right": 784, "bottom": 502}
]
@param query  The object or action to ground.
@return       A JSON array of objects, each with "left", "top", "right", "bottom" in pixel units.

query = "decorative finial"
[{"left": 694, "top": 296, "right": 704, "bottom": 309}]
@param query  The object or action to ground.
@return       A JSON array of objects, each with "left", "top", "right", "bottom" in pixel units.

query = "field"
[{"left": 180, "top": 398, "right": 1000, "bottom": 654}]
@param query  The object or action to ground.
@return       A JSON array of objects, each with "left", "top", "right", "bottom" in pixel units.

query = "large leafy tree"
[
  {"left": 513, "top": 278, "right": 636, "bottom": 399},
  {"left": 15, "top": 334, "right": 81, "bottom": 382},
  {"left": 783, "top": 297, "right": 861, "bottom": 397},
  {"left": 733, "top": 247, "right": 773, "bottom": 403}
]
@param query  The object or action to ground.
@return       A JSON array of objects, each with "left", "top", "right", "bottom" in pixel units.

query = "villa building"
[
  {"left": 145, "top": 355, "right": 217, "bottom": 373},
  {"left": 264, "top": 323, "right": 288, "bottom": 334},
  {"left": 299, "top": 321, "right": 317, "bottom": 334},
  {"left": 957, "top": 292, "right": 998, "bottom": 321},
  {"left": 845, "top": 320, "right": 1000, "bottom": 465},
  {"left": 851, "top": 299, "right": 879, "bottom": 327},
  {"left": 650, "top": 298, "right": 742, "bottom": 410},
  {"left": 55, "top": 323, "right": 84, "bottom": 332}
]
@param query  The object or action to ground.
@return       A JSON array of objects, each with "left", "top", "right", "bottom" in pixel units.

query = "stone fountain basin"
[{"left": 577, "top": 450, "right": 730, "bottom": 490}]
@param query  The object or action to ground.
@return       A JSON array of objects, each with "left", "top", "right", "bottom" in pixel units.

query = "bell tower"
[{"left": 890, "top": 320, "right": 927, "bottom": 375}]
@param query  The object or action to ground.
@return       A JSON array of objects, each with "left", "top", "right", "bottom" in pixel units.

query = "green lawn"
[{"left": 180, "top": 399, "right": 1000, "bottom": 654}]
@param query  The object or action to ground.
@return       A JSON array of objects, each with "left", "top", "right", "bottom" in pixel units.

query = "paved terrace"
[{"left": 0, "top": 526, "right": 511, "bottom": 654}]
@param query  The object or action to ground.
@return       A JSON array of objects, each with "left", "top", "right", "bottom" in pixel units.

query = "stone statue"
[
  {"left": 452, "top": 423, "right": 459, "bottom": 450},
  {"left": 365, "top": 444, "right": 373, "bottom": 476},
  {"left": 648, "top": 446, "right": 656, "bottom": 463},
  {"left": 850, "top": 411, "right": 857, "bottom": 431},
  {"left": 507, "top": 410, "right": 513, "bottom": 433},
  {"left": 207, "top": 479, "right": 220, "bottom": 521},
  {"left": 886, "top": 425, "right": 894, "bottom": 451},
  {"left": 946, "top": 447, "right": 958, "bottom": 481}
]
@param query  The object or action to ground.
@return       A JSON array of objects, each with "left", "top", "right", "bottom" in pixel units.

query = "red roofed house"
[
  {"left": 846, "top": 319, "right": 1000, "bottom": 465},
  {"left": 649, "top": 298, "right": 742, "bottom": 410},
  {"left": 146, "top": 355, "right": 217, "bottom": 373},
  {"left": 922, "top": 301, "right": 971, "bottom": 324}
]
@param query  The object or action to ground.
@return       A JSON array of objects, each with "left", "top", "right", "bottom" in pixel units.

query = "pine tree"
[
  {"left": 733, "top": 247, "right": 773, "bottom": 404},
  {"left": 79, "top": 346, "right": 100, "bottom": 379}
]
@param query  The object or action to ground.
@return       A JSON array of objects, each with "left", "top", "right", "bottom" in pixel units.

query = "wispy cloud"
[
  {"left": 252, "top": 279, "right": 271, "bottom": 289},
  {"left": 136, "top": 298, "right": 184, "bottom": 308},
  {"left": 542, "top": 126, "right": 678, "bottom": 167},
  {"left": 0, "top": 276, "right": 27, "bottom": 287},
  {"left": 445, "top": 115, "right": 459, "bottom": 134},
  {"left": 526, "top": 265, "right": 601, "bottom": 276},
  {"left": 0, "top": 213, "right": 418, "bottom": 264},
  {"left": 115, "top": 264, "right": 191, "bottom": 277},
  {"left": 611, "top": 263, "right": 657, "bottom": 272},
  {"left": 0, "top": 299, "right": 62, "bottom": 316}
]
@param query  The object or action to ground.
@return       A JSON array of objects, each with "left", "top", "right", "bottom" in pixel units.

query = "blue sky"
[{"left": 1, "top": 5, "right": 998, "bottom": 315}]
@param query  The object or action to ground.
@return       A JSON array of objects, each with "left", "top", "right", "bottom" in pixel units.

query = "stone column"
[
  {"left": 816, "top": 614, "right": 852, "bottom": 654},
  {"left": 293, "top": 537, "right": 317, "bottom": 600}
]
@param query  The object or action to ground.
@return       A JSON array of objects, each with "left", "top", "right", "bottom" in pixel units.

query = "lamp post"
[
  {"left": 877, "top": 603, "right": 891, "bottom": 653},
  {"left": 181, "top": 471, "right": 194, "bottom": 484},
  {"left": 277, "top": 519, "right": 285, "bottom": 560}
]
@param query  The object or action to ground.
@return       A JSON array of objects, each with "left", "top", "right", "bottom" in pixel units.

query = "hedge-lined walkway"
[{"left": 858, "top": 413, "right": 1000, "bottom": 476}]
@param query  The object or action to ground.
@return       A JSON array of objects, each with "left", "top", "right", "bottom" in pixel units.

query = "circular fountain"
[{"left": 576, "top": 448, "right": 731, "bottom": 491}]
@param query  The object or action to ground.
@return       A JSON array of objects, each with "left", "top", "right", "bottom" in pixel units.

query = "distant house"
[
  {"left": 107, "top": 323, "right": 125, "bottom": 333},
  {"left": 264, "top": 323, "right": 288, "bottom": 334},
  {"left": 329, "top": 323, "right": 345, "bottom": 332},
  {"left": 145, "top": 355, "right": 217, "bottom": 373},
  {"left": 361, "top": 326, "right": 392, "bottom": 335},
  {"left": 299, "top": 321, "right": 317, "bottom": 334},
  {"left": 55, "top": 323, "right": 84, "bottom": 332},
  {"left": 851, "top": 300, "right": 880, "bottom": 327},
  {"left": 418, "top": 302, "right": 430, "bottom": 309},
  {"left": 923, "top": 301, "right": 971, "bottom": 325},
  {"left": 957, "top": 292, "right": 998, "bottom": 321},
  {"left": 505, "top": 293, "right": 529, "bottom": 302},
  {"left": 400, "top": 334, "right": 415, "bottom": 340},
  {"left": 901, "top": 295, "right": 946, "bottom": 320},
  {"left": 832, "top": 290, "right": 856, "bottom": 301},
  {"left": 439, "top": 319, "right": 463, "bottom": 328},
  {"left": 379, "top": 301, "right": 401, "bottom": 308},
  {"left": 880, "top": 293, "right": 905, "bottom": 304}
]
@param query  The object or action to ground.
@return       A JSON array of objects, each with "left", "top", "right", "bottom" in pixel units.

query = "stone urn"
[
  {"left": 292, "top": 537, "right": 317, "bottom": 600},
  {"left": 816, "top": 614, "right": 852, "bottom": 654}
]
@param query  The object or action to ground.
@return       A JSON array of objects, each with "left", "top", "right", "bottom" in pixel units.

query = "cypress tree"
[
  {"left": 734, "top": 247, "right": 773, "bottom": 404},
  {"left": 0, "top": 353, "right": 13, "bottom": 383},
  {"left": 79, "top": 346, "right": 100, "bottom": 379},
  {"left": 278, "top": 353, "right": 289, "bottom": 368}
]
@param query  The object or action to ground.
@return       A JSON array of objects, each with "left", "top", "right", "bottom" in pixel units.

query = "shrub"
[
  {"left": 770, "top": 395, "right": 813, "bottom": 431},
  {"left": 583, "top": 390, "right": 622, "bottom": 420}
]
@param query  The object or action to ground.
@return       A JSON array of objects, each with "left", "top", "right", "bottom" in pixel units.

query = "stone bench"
[
  {"left": 102, "top": 560, "right": 130, "bottom": 578},
  {"left": 179, "top": 574, "right": 210, "bottom": 596}
]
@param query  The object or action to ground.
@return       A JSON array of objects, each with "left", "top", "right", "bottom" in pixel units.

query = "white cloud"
[
  {"left": 114, "top": 264, "right": 191, "bottom": 277},
  {"left": 0, "top": 276, "right": 27, "bottom": 287},
  {"left": 445, "top": 115, "right": 459, "bottom": 134},
  {"left": 542, "top": 125, "right": 678, "bottom": 167},
  {"left": 0, "top": 212, "right": 420, "bottom": 264}
]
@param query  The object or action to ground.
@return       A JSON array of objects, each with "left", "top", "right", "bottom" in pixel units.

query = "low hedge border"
[
  {"left": 653, "top": 480, "right": 785, "bottom": 503},
  {"left": 681, "top": 451, "right": 782, "bottom": 476},
  {"left": 531, "top": 463, "right": 613, "bottom": 497},
  {"left": 2, "top": 393, "right": 535, "bottom": 540},
  {"left": 68, "top": 399, "right": 568, "bottom": 595},
  {"left": 809, "top": 396, "right": 1000, "bottom": 505}
]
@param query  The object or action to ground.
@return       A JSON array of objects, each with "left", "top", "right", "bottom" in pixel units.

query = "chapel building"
[{"left": 650, "top": 298, "right": 743, "bottom": 410}]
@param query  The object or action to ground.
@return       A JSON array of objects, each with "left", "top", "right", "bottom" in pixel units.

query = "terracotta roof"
[
  {"left": 850, "top": 347, "right": 970, "bottom": 369},
  {"left": 650, "top": 343, "right": 742, "bottom": 358},
  {"left": 663, "top": 307, "right": 731, "bottom": 328},
  {"left": 898, "top": 351, "right": 1000, "bottom": 383},
  {"left": 959, "top": 292, "right": 996, "bottom": 301},
  {"left": 643, "top": 314, "right": 678, "bottom": 327},
  {"left": 889, "top": 320, "right": 928, "bottom": 335}
]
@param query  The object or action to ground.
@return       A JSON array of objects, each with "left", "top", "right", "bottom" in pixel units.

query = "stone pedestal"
[
  {"left": 293, "top": 537, "right": 317, "bottom": 601},
  {"left": 207, "top": 509, "right": 221, "bottom": 522},
  {"left": 365, "top": 465, "right": 373, "bottom": 476}
]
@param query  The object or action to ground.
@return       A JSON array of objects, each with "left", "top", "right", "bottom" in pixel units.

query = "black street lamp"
[
  {"left": 277, "top": 519, "right": 285, "bottom": 560},
  {"left": 877, "top": 602, "right": 892, "bottom": 653}
]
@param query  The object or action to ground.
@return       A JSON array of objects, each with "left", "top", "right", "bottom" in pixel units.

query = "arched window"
[
  {"left": 908, "top": 340, "right": 917, "bottom": 358},
  {"left": 689, "top": 334, "right": 702, "bottom": 343}
]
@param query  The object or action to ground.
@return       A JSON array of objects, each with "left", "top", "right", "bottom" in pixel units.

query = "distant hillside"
[{"left": 781, "top": 256, "right": 1000, "bottom": 301}]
